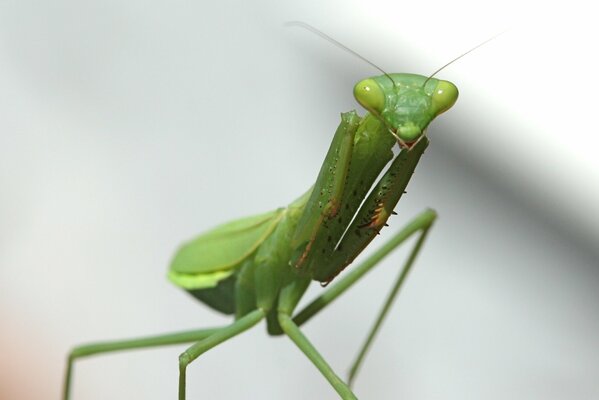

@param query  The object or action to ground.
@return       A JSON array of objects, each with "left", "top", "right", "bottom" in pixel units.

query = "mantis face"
[{"left": 354, "top": 73, "right": 458, "bottom": 146}]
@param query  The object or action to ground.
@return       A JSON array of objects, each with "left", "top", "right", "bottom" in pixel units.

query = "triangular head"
[{"left": 353, "top": 73, "right": 458, "bottom": 148}]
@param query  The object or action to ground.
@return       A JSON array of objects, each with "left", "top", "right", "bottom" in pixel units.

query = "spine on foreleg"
[{"left": 315, "top": 137, "right": 429, "bottom": 284}]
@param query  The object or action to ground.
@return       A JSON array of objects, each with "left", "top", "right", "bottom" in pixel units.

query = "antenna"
[
  {"left": 286, "top": 21, "right": 397, "bottom": 87},
  {"left": 423, "top": 32, "right": 504, "bottom": 87}
]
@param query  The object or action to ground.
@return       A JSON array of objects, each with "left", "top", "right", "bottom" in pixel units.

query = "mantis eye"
[
  {"left": 353, "top": 78, "right": 385, "bottom": 114},
  {"left": 431, "top": 80, "right": 459, "bottom": 116}
]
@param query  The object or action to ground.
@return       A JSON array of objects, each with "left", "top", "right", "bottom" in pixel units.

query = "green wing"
[{"left": 168, "top": 208, "right": 285, "bottom": 290}]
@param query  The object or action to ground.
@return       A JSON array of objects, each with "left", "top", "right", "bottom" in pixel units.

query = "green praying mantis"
[{"left": 62, "top": 24, "right": 487, "bottom": 400}]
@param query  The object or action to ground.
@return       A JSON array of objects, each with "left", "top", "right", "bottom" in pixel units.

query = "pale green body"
[
  {"left": 168, "top": 112, "right": 426, "bottom": 334},
  {"left": 64, "top": 72, "right": 458, "bottom": 400}
]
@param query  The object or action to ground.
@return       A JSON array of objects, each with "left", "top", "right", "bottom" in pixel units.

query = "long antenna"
[
  {"left": 423, "top": 32, "right": 504, "bottom": 88},
  {"left": 285, "top": 21, "right": 397, "bottom": 87}
]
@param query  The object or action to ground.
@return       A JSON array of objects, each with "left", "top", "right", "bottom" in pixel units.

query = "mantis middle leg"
[
  {"left": 177, "top": 308, "right": 265, "bottom": 400},
  {"left": 63, "top": 326, "right": 223, "bottom": 400},
  {"left": 293, "top": 208, "right": 437, "bottom": 387}
]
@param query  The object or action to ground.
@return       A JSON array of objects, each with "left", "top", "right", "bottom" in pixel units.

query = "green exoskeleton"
[{"left": 63, "top": 33, "right": 460, "bottom": 400}]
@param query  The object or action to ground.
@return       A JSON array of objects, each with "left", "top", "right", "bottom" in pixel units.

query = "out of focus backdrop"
[{"left": 1, "top": 1, "right": 598, "bottom": 399}]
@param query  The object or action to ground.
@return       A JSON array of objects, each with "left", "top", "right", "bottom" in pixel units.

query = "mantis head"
[{"left": 354, "top": 73, "right": 458, "bottom": 147}]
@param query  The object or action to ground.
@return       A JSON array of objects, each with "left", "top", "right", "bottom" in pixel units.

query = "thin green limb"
[
  {"left": 178, "top": 309, "right": 265, "bottom": 400},
  {"left": 63, "top": 327, "right": 222, "bottom": 400},
  {"left": 347, "top": 215, "right": 435, "bottom": 387},
  {"left": 293, "top": 208, "right": 437, "bottom": 326},
  {"left": 278, "top": 312, "right": 357, "bottom": 400}
]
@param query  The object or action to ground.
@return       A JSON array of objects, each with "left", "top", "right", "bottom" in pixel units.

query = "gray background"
[{"left": 1, "top": 1, "right": 598, "bottom": 399}]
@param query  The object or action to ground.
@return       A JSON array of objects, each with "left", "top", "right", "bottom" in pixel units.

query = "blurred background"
[{"left": 1, "top": 1, "right": 598, "bottom": 399}]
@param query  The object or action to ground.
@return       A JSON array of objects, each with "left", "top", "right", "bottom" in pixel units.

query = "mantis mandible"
[{"left": 63, "top": 24, "right": 474, "bottom": 400}]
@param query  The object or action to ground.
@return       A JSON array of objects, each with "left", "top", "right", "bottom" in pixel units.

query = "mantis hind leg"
[
  {"left": 177, "top": 308, "right": 265, "bottom": 400},
  {"left": 278, "top": 310, "right": 358, "bottom": 400},
  {"left": 63, "top": 327, "right": 223, "bottom": 400},
  {"left": 292, "top": 208, "right": 437, "bottom": 387}
]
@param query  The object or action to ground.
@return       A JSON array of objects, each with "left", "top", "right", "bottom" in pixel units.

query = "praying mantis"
[{"left": 63, "top": 24, "right": 472, "bottom": 400}]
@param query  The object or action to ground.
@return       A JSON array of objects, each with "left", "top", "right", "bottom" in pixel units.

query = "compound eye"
[
  {"left": 353, "top": 79, "right": 385, "bottom": 114},
  {"left": 431, "top": 80, "right": 459, "bottom": 115}
]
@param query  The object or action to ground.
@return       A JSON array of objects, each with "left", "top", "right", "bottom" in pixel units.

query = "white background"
[{"left": 1, "top": 1, "right": 598, "bottom": 399}]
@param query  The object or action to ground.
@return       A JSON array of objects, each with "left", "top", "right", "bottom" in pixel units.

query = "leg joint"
[
  {"left": 179, "top": 352, "right": 191, "bottom": 369},
  {"left": 422, "top": 208, "right": 438, "bottom": 227},
  {"left": 276, "top": 311, "right": 292, "bottom": 331}
]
